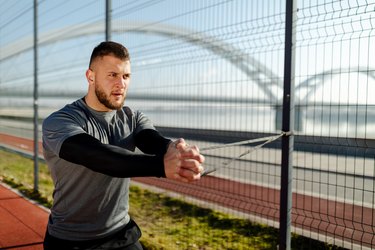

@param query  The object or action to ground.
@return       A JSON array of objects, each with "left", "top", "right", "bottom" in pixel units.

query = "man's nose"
[{"left": 115, "top": 77, "right": 126, "bottom": 88}]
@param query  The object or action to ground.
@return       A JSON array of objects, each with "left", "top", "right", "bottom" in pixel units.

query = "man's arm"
[
  {"left": 60, "top": 131, "right": 205, "bottom": 181},
  {"left": 59, "top": 133, "right": 165, "bottom": 178},
  {"left": 133, "top": 129, "right": 205, "bottom": 181},
  {"left": 134, "top": 129, "right": 172, "bottom": 155}
]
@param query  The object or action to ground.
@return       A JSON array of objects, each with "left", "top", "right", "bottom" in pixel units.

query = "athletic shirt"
[{"left": 42, "top": 98, "right": 156, "bottom": 241}]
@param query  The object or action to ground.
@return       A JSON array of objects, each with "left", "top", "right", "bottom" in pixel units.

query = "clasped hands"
[{"left": 164, "top": 138, "right": 205, "bottom": 182}]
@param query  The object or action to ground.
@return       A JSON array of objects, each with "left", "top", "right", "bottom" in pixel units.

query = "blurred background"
[{"left": 0, "top": 0, "right": 374, "bottom": 249}]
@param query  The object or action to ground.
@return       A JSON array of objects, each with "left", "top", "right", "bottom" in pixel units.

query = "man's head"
[
  {"left": 85, "top": 41, "right": 131, "bottom": 111},
  {"left": 89, "top": 41, "right": 130, "bottom": 68}
]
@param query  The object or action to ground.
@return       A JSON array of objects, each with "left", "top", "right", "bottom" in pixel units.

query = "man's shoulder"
[
  {"left": 119, "top": 106, "right": 148, "bottom": 121},
  {"left": 43, "top": 99, "right": 86, "bottom": 125},
  {"left": 120, "top": 106, "right": 134, "bottom": 117}
]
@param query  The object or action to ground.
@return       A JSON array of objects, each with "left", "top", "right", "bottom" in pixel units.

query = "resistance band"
[{"left": 200, "top": 132, "right": 289, "bottom": 176}]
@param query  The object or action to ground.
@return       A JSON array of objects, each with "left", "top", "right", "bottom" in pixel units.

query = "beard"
[{"left": 95, "top": 84, "right": 125, "bottom": 110}]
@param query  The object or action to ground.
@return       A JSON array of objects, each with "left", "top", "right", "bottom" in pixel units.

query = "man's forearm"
[
  {"left": 134, "top": 129, "right": 172, "bottom": 155},
  {"left": 59, "top": 133, "right": 165, "bottom": 178}
]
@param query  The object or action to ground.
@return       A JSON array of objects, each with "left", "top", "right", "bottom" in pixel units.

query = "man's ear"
[{"left": 86, "top": 69, "right": 95, "bottom": 84}]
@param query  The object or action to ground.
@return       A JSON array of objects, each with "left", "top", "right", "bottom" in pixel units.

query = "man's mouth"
[{"left": 112, "top": 92, "right": 124, "bottom": 97}]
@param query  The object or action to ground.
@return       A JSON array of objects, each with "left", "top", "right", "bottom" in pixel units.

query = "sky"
[
  {"left": 0, "top": 0, "right": 286, "bottom": 98},
  {"left": 0, "top": 0, "right": 375, "bottom": 136}
]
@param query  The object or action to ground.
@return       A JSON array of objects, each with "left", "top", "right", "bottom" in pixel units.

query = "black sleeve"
[
  {"left": 59, "top": 133, "right": 165, "bottom": 178},
  {"left": 134, "top": 129, "right": 172, "bottom": 155}
]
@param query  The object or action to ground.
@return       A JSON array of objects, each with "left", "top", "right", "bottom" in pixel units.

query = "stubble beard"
[{"left": 95, "top": 85, "right": 125, "bottom": 110}]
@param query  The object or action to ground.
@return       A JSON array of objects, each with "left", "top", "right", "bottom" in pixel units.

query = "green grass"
[
  {"left": 0, "top": 149, "right": 53, "bottom": 207},
  {"left": 129, "top": 187, "right": 280, "bottom": 249},
  {"left": 0, "top": 149, "right": 346, "bottom": 249}
]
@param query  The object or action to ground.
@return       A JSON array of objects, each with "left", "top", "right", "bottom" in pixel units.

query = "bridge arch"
[
  {"left": 296, "top": 67, "right": 375, "bottom": 103},
  {"left": 2, "top": 21, "right": 374, "bottom": 104},
  {"left": 0, "top": 20, "right": 281, "bottom": 101}
]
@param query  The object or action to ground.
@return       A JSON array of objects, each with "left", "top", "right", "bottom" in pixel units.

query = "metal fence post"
[
  {"left": 105, "top": 0, "right": 111, "bottom": 41},
  {"left": 279, "top": 0, "right": 297, "bottom": 249},
  {"left": 33, "top": 0, "right": 39, "bottom": 192}
]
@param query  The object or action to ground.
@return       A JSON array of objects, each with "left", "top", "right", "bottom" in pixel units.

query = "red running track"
[
  {"left": 0, "top": 133, "right": 374, "bottom": 248},
  {"left": 0, "top": 184, "right": 48, "bottom": 249}
]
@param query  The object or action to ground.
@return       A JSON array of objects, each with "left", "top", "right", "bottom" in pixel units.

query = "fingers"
[
  {"left": 164, "top": 138, "right": 205, "bottom": 183},
  {"left": 180, "top": 158, "right": 204, "bottom": 174},
  {"left": 178, "top": 144, "right": 205, "bottom": 163},
  {"left": 170, "top": 159, "right": 205, "bottom": 182},
  {"left": 175, "top": 138, "right": 186, "bottom": 149},
  {"left": 178, "top": 167, "right": 202, "bottom": 181},
  {"left": 174, "top": 163, "right": 204, "bottom": 182}
]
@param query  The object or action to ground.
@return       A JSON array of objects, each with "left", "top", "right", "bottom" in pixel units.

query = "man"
[{"left": 42, "top": 41, "right": 205, "bottom": 249}]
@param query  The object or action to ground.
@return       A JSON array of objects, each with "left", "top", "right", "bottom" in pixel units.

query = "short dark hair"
[{"left": 89, "top": 41, "right": 130, "bottom": 67}]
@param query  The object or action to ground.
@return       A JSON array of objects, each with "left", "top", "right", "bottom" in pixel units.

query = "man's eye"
[{"left": 109, "top": 73, "right": 117, "bottom": 77}]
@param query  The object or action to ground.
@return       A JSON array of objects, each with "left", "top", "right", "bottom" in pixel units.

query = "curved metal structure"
[
  {"left": 1, "top": 20, "right": 374, "bottom": 103},
  {"left": 0, "top": 20, "right": 281, "bottom": 101},
  {"left": 296, "top": 67, "right": 375, "bottom": 103}
]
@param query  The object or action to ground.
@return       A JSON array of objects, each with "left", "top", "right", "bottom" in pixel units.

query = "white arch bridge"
[{"left": 1, "top": 20, "right": 374, "bottom": 106}]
